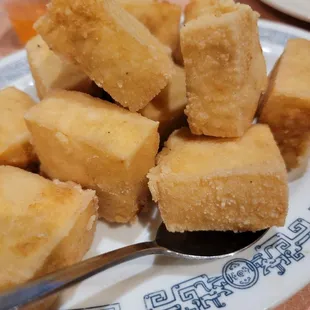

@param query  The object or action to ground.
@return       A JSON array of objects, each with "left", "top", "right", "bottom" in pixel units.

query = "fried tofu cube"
[
  {"left": 0, "top": 166, "right": 98, "bottom": 309},
  {"left": 121, "top": 0, "right": 182, "bottom": 53},
  {"left": 35, "top": 0, "right": 173, "bottom": 112},
  {"left": 0, "top": 87, "right": 37, "bottom": 168},
  {"left": 183, "top": 0, "right": 243, "bottom": 69},
  {"left": 148, "top": 125, "right": 288, "bottom": 232},
  {"left": 140, "top": 64, "right": 187, "bottom": 141},
  {"left": 259, "top": 39, "right": 310, "bottom": 180},
  {"left": 181, "top": 1, "right": 267, "bottom": 137},
  {"left": 25, "top": 90, "right": 159, "bottom": 223},
  {"left": 26, "top": 35, "right": 96, "bottom": 99},
  {"left": 185, "top": 0, "right": 236, "bottom": 22}
]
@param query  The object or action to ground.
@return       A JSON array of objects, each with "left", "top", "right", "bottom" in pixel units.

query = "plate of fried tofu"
[{"left": 0, "top": 0, "right": 310, "bottom": 309}]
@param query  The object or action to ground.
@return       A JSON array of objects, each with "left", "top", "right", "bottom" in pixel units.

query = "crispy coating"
[
  {"left": 185, "top": 0, "right": 235, "bottom": 22},
  {"left": 25, "top": 90, "right": 159, "bottom": 223},
  {"left": 122, "top": 0, "right": 182, "bottom": 53},
  {"left": 259, "top": 39, "right": 310, "bottom": 180},
  {"left": 35, "top": 0, "right": 174, "bottom": 111},
  {"left": 0, "top": 87, "right": 37, "bottom": 168},
  {"left": 181, "top": 1, "right": 267, "bottom": 137},
  {"left": 148, "top": 125, "right": 288, "bottom": 232}
]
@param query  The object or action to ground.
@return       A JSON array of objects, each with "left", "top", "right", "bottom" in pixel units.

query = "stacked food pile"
[{"left": 0, "top": 0, "right": 310, "bottom": 308}]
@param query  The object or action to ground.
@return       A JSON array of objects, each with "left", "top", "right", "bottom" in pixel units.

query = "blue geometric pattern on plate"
[{"left": 144, "top": 217, "right": 310, "bottom": 310}]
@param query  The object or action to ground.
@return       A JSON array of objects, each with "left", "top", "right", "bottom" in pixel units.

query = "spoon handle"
[{"left": 0, "top": 241, "right": 164, "bottom": 310}]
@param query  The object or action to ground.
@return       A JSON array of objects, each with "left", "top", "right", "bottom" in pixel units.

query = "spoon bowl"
[
  {"left": 156, "top": 223, "right": 269, "bottom": 259},
  {"left": 0, "top": 222, "right": 269, "bottom": 310}
]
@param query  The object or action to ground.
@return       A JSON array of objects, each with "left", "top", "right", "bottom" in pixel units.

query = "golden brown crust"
[
  {"left": 140, "top": 64, "right": 187, "bottom": 141},
  {"left": 0, "top": 87, "right": 37, "bottom": 168},
  {"left": 260, "top": 96, "right": 310, "bottom": 173},
  {"left": 0, "top": 166, "right": 98, "bottom": 309},
  {"left": 181, "top": 2, "right": 267, "bottom": 137},
  {"left": 22, "top": 200, "right": 97, "bottom": 310},
  {"left": 172, "top": 37, "right": 184, "bottom": 66},
  {"left": 25, "top": 90, "right": 159, "bottom": 223},
  {"left": 35, "top": 199, "right": 97, "bottom": 278},
  {"left": 148, "top": 125, "right": 288, "bottom": 232},
  {"left": 259, "top": 39, "right": 310, "bottom": 178},
  {"left": 184, "top": 0, "right": 236, "bottom": 22},
  {"left": 35, "top": 0, "right": 174, "bottom": 111}
]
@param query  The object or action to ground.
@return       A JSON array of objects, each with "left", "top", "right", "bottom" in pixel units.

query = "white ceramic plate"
[
  {"left": 1, "top": 20, "right": 310, "bottom": 310},
  {"left": 260, "top": 0, "right": 310, "bottom": 23}
]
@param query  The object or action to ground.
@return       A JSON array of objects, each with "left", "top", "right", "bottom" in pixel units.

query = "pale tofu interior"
[
  {"left": 259, "top": 39, "right": 310, "bottom": 175},
  {"left": 273, "top": 39, "right": 310, "bottom": 99},
  {"left": 26, "top": 35, "right": 90, "bottom": 97},
  {"left": 43, "top": 0, "right": 169, "bottom": 56},
  {"left": 184, "top": 5, "right": 258, "bottom": 93},
  {"left": 156, "top": 125, "right": 285, "bottom": 177},
  {"left": 120, "top": 0, "right": 181, "bottom": 52},
  {"left": 25, "top": 91, "right": 159, "bottom": 160},
  {"left": 0, "top": 88, "right": 34, "bottom": 154},
  {"left": 0, "top": 166, "right": 96, "bottom": 289}
]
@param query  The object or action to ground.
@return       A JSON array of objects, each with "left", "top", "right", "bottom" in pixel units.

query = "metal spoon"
[{"left": 0, "top": 223, "right": 268, "bottom": 310}]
